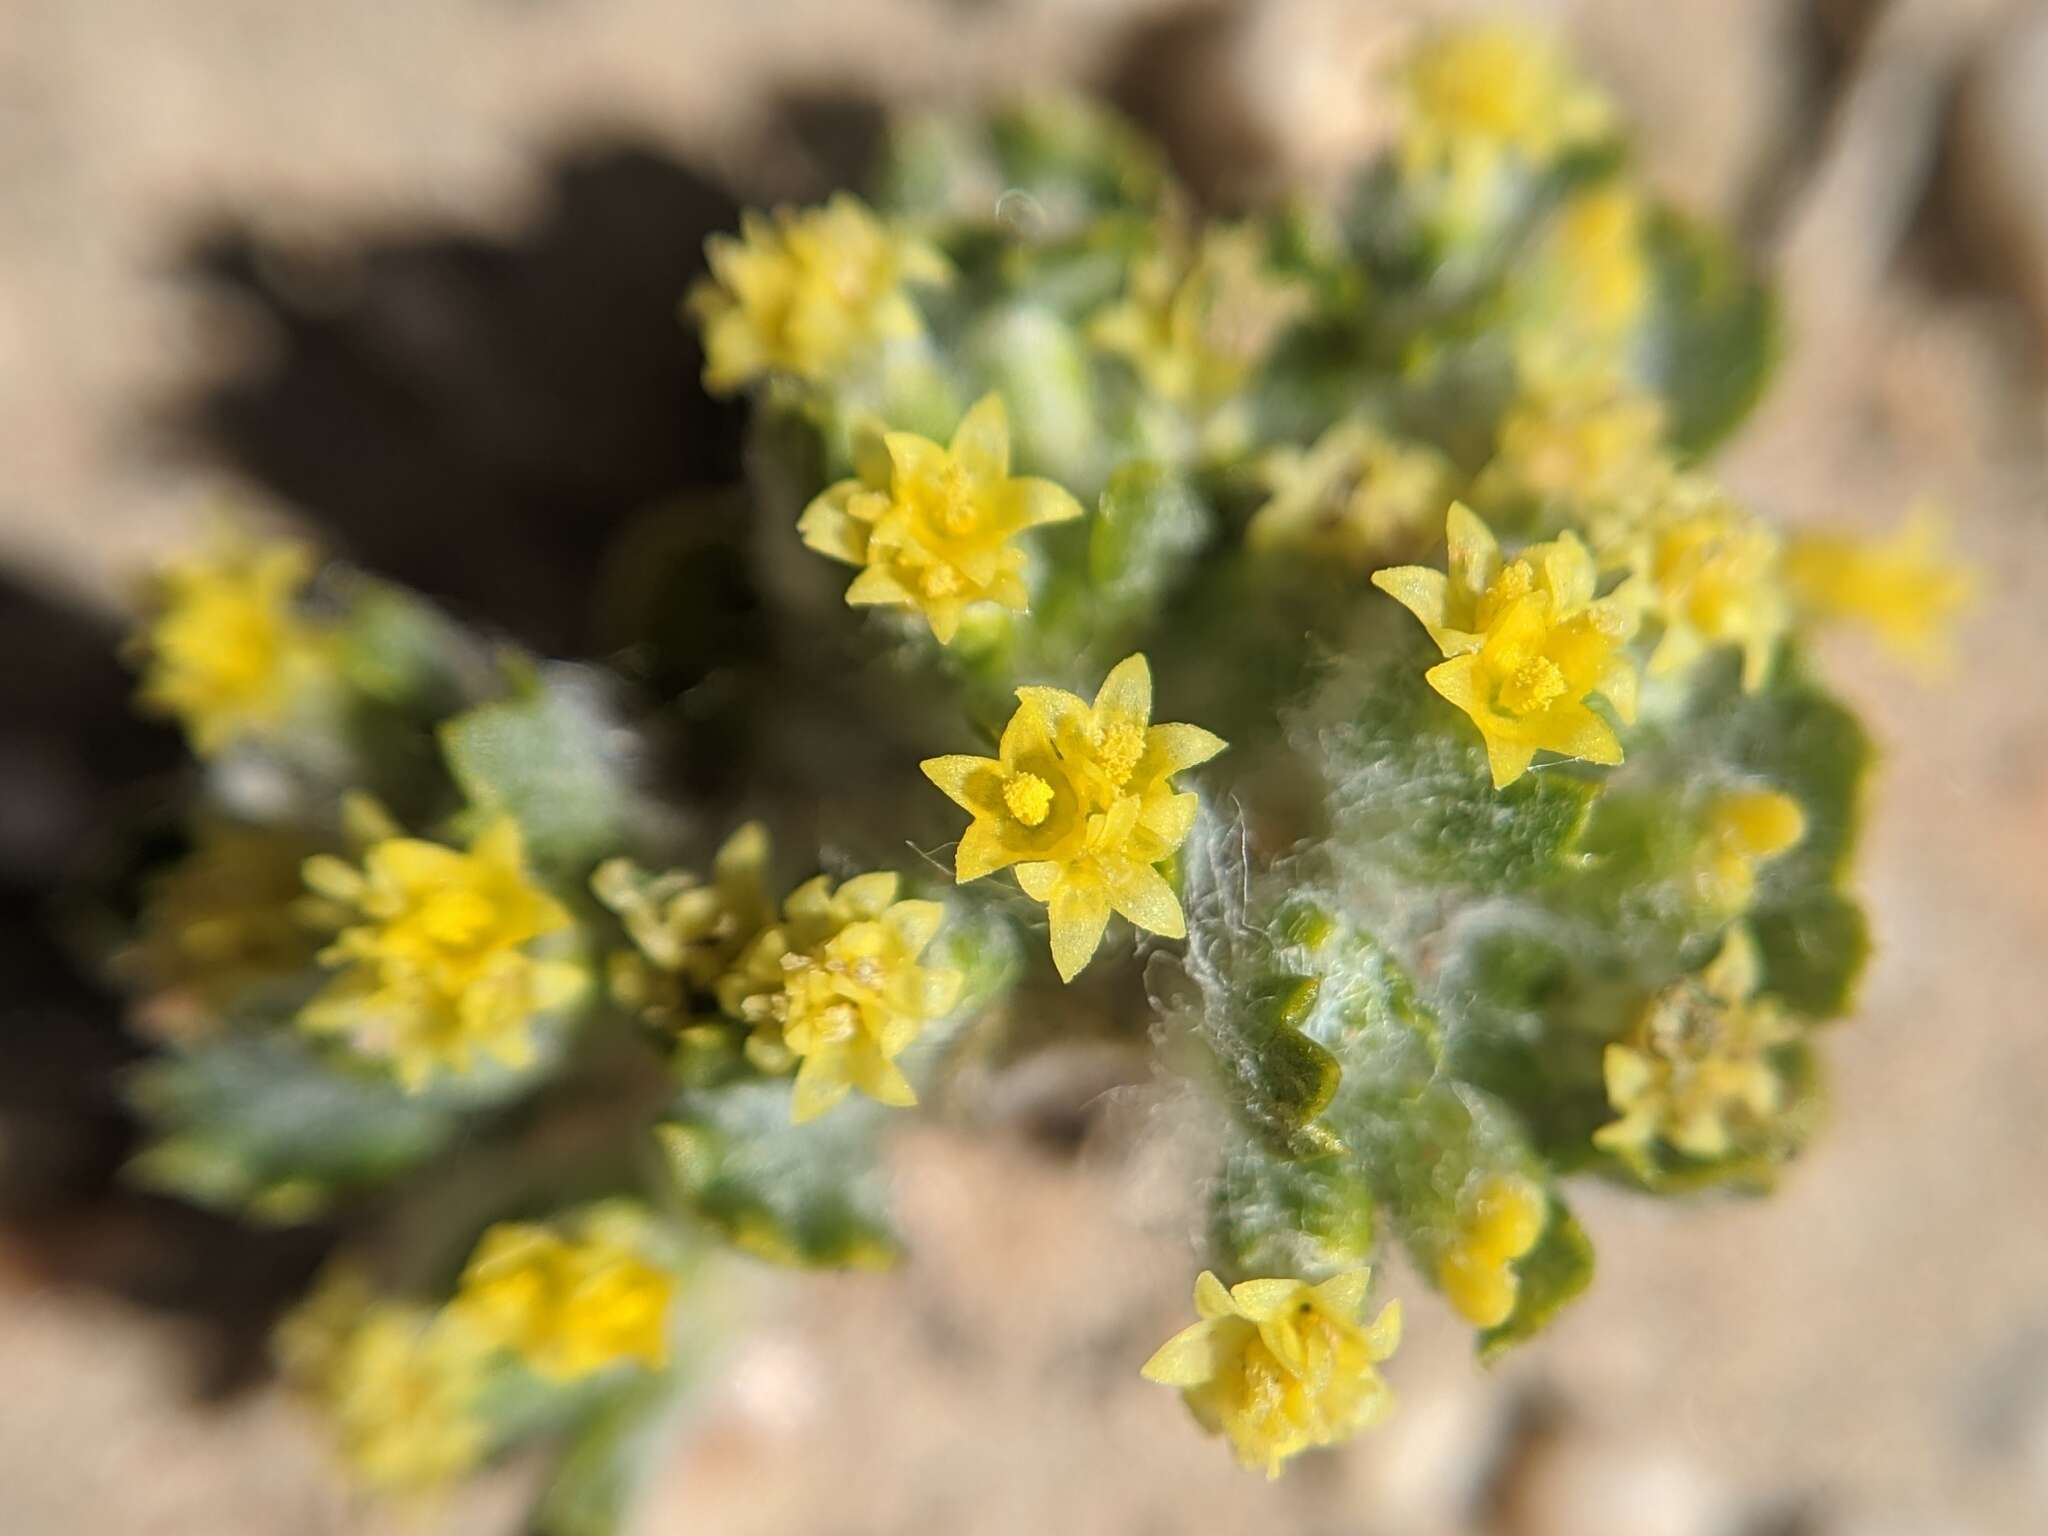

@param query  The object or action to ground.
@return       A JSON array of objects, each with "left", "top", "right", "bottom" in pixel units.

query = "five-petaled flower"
[
  {"left": 454, "top": 1208, "right": 674, "bottom": 1382},
  {"left": 1374, "top": 503, "right": 1638, "bottom": 788},
  {"left": 298, "top": 813, "right": 585, "bottom": 1090},
  {"left": 1434, "top": 1173, "right": 1548, "bottom": 1328},
  {"left": 799, "top": 393, "right": 1084, "bottom": 644},
  {"left": 921, "top": 653, "right": 1226, "bottom": 981},
  {"left": 687, "top": 192, "right": 950, "bottom": 393},
  {"left": 1595, "top": 925, "right": 1797, "bottom": 1166},
  {"left": 135, "top": 527, "right": 331, "bottom": 755},
  {"left": 1142, "top": 1268, "right": 1402, "bottom": 1477},
  {"left": 717, "top": 871, "right": 962, "bottom": 1123}
]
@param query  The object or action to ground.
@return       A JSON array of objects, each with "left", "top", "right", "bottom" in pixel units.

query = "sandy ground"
[{"left": 3, "top": 2, "right": 2048, "bottom": 1533}]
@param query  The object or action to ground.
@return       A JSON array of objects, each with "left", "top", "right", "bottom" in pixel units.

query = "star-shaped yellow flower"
[
  {"left": 717, "top": 871, "right": 963, "bottom": 1123},
  {"left": 1615, "top": 483, "right": 1790, "bottom": 691},
  {"left": 921, "top": 654, "right": 1225, "bottom": 981},
  {"left": 135, "top": 528, "right": 331, "bottom": 755},
  {"left": 1373, "top": 504, "right": 1638, "bottom": 788},
  {"left": 687, "top": 193, "right": 950, "bottom": 393},
  {"left": 454, "top": 1209, "right": 674, "bottom": 1382},
  {"left": 1141, "top": 1268, "right": 1401, "bottom": 1477},
  {"left": 1595, "top": 926, "right": 1797, "bottom": 1166},
  {"left": 298, "top": 816, "right": 585, "bottom": 1090},
  {"left": 799, "top": 393, "right": 1084, "bottom": 644}
]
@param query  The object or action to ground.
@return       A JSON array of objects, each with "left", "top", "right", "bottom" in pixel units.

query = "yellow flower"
[
  {"left": 128, "top": 820, "right": 323, "bottom": 1040},
  {"left": 1784, "top": 504, "right": 1978, "bottom": 673},
  {"left": 922, "top": 654, "right": 1226, "bottom": 981},
  {"left": 717, "top": 871, "right": 963, "bottom": 1123},
  {"left": 799, "top": 394, "right": 1084, "bottom": 645},
  {"left": 1141, "top": 1268, "right": 1401, "bottom": 1477},
  {"left": 1434, "top": 1173, "right": 1547, "bottom": 1328},
  {"left": 1696, "top": 789, "right": 1805, "bottom": 914},
  {"left": 1373, "top": 504, "right": 1638, "bottom": 788},
  {"left": 1247, "top": 417, "right": 1455, "bottom": 568},
  {"left": 1514, "top": 185, "right": 1653, "bottom": 385},
  {"left": 1595, "top": 926, "right": 1797, "bottom": 1164},
  {"left": 687, "top": 192, "right": 950, "bottom": 393},
  {"left": 299, "top": 816, "right": 585, "bottom": 1090},
  {"left": 278, "top": 1269, "right": 490, "bottom": 1496},
  {"left": 1088, "top": 224, "right": 1306, "bottom": 413},
  {"left": 135, "top": 528, "right": 330, "bottom": 755},
  {"left": 1476, "top": 373, "right": 1670, "bottom": 511},
  {"left": 1606, "top": 480, "right": 1790, "bottom": 691},
  {"left": 1399, "top": 22, "right": 1614, "bottom": 231},
  {"left": 454, "top": 1209, "right": 674, "bottom": 1382},
  {"left": 592, "top": 822, "right": 773, "bottom": 1027}
]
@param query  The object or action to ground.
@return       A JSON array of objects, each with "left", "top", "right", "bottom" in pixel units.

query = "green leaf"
[
  {"left": 1090, "top": 460, "right": 1210, "bottom": 605},
  {"left": 528, "top": 1376, "right": 685, "bottom": 1536},
  {"left": 1639, "top": 206, "right": 1781, "bottom": 455},
  {"left": 656, "top": 1080, "right": 901, "bottom": 1269},
  {"left": 1477, "top": 1200, "right": 1595, "bottom": 1362},
  {"left": 440, "top": 667, "right": 630, "bottom": 885},
  {"left": 125, "top": 1035, "right": 455, "bottom": 1221}
]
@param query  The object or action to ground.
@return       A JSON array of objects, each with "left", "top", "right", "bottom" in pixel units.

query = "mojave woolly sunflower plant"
[{"left": 85, "top": 17, "right": 1972, "bottom": 1525}]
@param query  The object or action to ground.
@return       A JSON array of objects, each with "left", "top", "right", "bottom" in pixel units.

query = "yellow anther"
[
  {"left": 1095, "top": 719, "right": 1146, "bottom": 788},
  {"left": 1499, "top": 655, "right": 1568, "bottom": 716},
  {"left": 1003, "top": 772, "right": 1055, "bottom": 827}
]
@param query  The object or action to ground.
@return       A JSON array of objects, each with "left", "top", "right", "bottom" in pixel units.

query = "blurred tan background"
[{"left": 3, "top": 1, "right": 2048, "bottom": 1532}]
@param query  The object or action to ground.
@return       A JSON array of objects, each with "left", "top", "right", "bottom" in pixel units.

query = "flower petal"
[
  {"left": 948, "top": 393, "right": 1011, "bottom": 483},
  {"left": 1091, "top": 653, "right": 1154, "bottom": 732},
  {"left": 1048, "top": 872, "right": 1112, "bottom": 982},
  {"left": 1104, "top": 857, "right": 1185, "bottom": 939}
]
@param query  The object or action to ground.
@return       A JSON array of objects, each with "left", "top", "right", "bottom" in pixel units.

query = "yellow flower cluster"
[
  {"left": 135, "top": 528, "right": 331, "bottom": 755},
  {"left": 1088, "top": 224, "right": 1305, "bottom": 414},
  {"left": 799, "top": 394, "right": 1083, "bottom": 644},
  {"left": 1476, "top": 373, "right": 1669, "bottom": 512},
  {"left": 1247, "top": 417, "right": 1455, "bottom": 568},
  {"left": 1514, "top": 185, "right": 1653, "bottom": 387},
  {"left": 1600, "top": 479, "right": 1790, "bottom": 691},
  {"left": 592, "top": 822, "right": 773, "bottom": 1029},
  {"left": 717, "top": 871, "right": 963, "bottom": 1123},
  {"left": 129, "top": 820, "right": 322, "bottom": 1041},
  {"left": 1398, "top": 21, "right": 1614, "bottom": 230},
  {"left": 1142, "top": 1269, "right": 1401, "bottom": 1477},
  {"left": 298, "top": 814, "right": 585, "bottom": 1090},
  {"left": 454, "top": 1209, "right": 674, "bottom": 1382},
  {"left": 1434, "top": 1173, "right": 1547, "bottom": 1328},
  {"left": 1784, "top": 505, "right": 1977, "bottom": 673},
  {"left": 1374, "top": 504, "right": 1638, "bottom": 788},
  {"left": 688, "top": 193, "right": 949, "bottom": 393},
  {"left": 922, "top": 653, "right": 1225, "bottom": 981},
  {"left": 276, "top": 1268, "right": 491, "bottom": 1496},
  {"left": 1695, "top": 789, "right": 1805, "bottom": 915},
  {"left": 1596, "top": 927, "right": 1796, "bottom": 1165}
]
